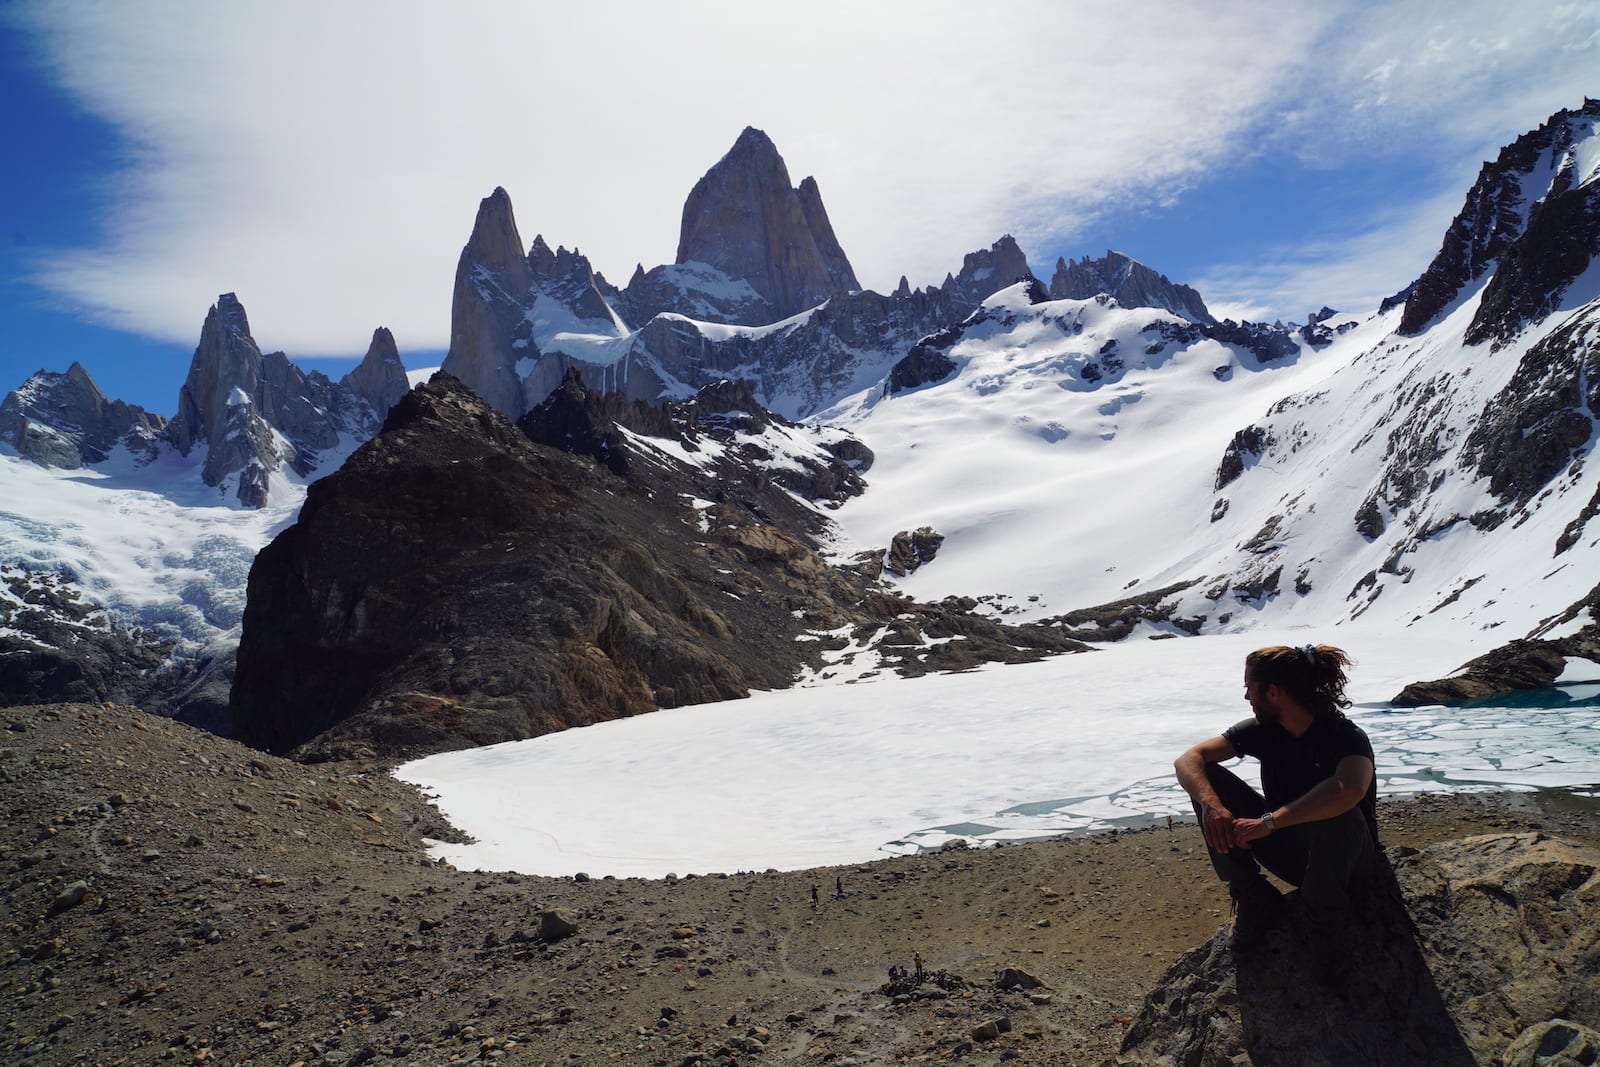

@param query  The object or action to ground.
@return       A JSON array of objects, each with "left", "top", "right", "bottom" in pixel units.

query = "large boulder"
[{"left": 1118, "top": 833, "right": 1600, "bottom": 1066}]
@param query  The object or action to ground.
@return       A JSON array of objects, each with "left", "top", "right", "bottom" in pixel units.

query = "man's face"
[{"left": 1243, "top": 668, "right": 1277, "bottom": 724}]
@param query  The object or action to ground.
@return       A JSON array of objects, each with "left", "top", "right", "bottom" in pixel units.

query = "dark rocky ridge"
[
  {"left": 1050, "top": 250, "right": 1214, "bottom": 324},
  {"left": 1462, "top": 301, "right": 1600, "bottom": 515},
  {"left": 231, "top": 373, "right": 1085, "bottom": 762},
  {"left": 1400, "top": 97, "right": 1600, "bottom": 340},
  {"left": 1391, "top": 622, "right": 1600, "bottom": 706}
]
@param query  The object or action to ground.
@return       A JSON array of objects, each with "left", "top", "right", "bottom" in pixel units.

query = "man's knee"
[{"left": 1300, "top": 811, "right": 1375, "bottom": 914}]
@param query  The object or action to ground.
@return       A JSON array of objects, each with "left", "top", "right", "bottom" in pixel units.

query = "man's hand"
[
  {"left": 1200, "top": 801, "right": 1240, "bottom": 853},
  {"left": 1232, "top": 816, "right": 1270, "bottom": 846}
]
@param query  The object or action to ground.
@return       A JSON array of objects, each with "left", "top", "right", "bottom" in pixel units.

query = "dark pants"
[{"left": 1194, "top": 763, "right": 1375, "bottom": 923}]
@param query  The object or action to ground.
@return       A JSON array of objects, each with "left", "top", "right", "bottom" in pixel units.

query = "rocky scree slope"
[
  {"left": 7, "top": 702, "right": 1599, "bottom": 1067},
  {"left": 231, "top": 373, "right": 1085, "bottom": 763}
]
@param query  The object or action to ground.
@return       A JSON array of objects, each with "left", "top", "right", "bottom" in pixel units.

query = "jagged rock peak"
[
  {"left": 1050, "top": 250, "right": 1214, "bottom": 324},
  {"left": 0, "top": 361, "right": 163, "bottom": 469},
  {"left": 676, "top": 126, "right": 860, "bottom": 321},
  {"left": 340, "top": 327, "right": 410, "bottom": 419},
  {"left": 941, "top": 235, "right": 1036, "bottom": 307},
  {"left": 1400, "top": 97, "right": 1600, "bottom": 338},
  {"left": 467, "top": 187, "right": 534, "bottom": 285},
  {"left": 441, "top": 188, "right": 538, "bottom": 417},
  {"left": 167, "top": 293, "right": 268, "bottom": 459}
]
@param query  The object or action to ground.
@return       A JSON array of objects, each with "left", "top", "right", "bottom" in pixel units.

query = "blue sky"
[{"left": 1, "top": 1, "right": 1595, "bottom": 415}]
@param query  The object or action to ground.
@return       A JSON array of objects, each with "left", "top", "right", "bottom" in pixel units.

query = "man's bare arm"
[
  {"left": 1234, "top": 754, "right": 1373, "bottom": 845},
  {"left": 1175, "top": 736, "right": 1240, "bottom": 853}
]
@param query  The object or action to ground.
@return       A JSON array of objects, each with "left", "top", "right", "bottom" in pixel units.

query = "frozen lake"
[{"left": 397, "top": 636, "right": 1600, "bottom": 878}]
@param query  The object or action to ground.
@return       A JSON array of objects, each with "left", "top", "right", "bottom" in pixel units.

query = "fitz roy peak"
[
  {"left": 443, "top": 129, "right": 1062, "bottom": 421},
  {"left": 674, "top": 125, "right": 860, "bottom": 321}
]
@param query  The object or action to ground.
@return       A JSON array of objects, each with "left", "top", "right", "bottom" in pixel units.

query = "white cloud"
[{"left": 12, "top": 0, "right": 1598, "bottom": 358}]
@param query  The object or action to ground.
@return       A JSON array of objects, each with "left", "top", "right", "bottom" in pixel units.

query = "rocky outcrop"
[
  {"left": 1390, "top": 623, "right": 1600, "bottom": 706},
  {"left": 885, "top": 527, "right": 944, "bottom": 577},
  {"left": 1118, "top": 833, "right": 1600, "bottom": 1067},
  {"left": 674, "top": 126, "right": 859, "bottom": 323},
  {"left": 164, "top": 294, "right": 392, "bottom": 507},
  {"left": 340, "top": 327, "right": 411, "bottom": 419},
  {"left": 1401, "top": 98, "right": 1600, "bottom": 338},
  {"left": 0, "top": 362, "right": 163, "bottom": 469},
  {"left": 229, "top": 374, "right": 868, "bottom": 761},
  {"left": 940, "top": 235, "right": 1035, "bottom": 310},
  {"left": 1213, "top": 425, "right": 1271, "bottom": 491},
  {"left": 1050, "top": 250, "right": 1214, "bottom": 324},
  {"left": 230, "top": 372, "right": 1087, "bottom": 762},
  {"left": 1461, "top": 301, "right": 1599, "bottom": 513}
]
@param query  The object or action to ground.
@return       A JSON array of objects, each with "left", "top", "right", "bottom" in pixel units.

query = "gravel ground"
[{"left": 5, "top": 702, "right": 1597, "bottom": 1067}]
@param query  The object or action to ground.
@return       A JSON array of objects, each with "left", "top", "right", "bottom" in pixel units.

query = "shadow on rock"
[{"left": 1120, "top": 833, "right": 1600, "bottom": 1066}]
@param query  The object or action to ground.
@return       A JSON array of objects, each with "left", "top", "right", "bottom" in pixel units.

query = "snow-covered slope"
[{"left": 823, "top": 275, "right": 1597, "bottom": 646}]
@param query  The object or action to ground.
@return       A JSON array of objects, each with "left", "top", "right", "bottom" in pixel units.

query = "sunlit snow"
[{"left": 397, "top": 632, "right": 1600, "bottom": 878}]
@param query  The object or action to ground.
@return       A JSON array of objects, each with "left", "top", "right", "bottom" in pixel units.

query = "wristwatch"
[{"left": 1261, "top": 811, "right": 1276, "bottom": 833}]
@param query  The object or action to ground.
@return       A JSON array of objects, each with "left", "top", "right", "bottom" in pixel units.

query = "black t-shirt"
[{"left": 1223, "top": 714, "right": 1379, "bottom": 842}]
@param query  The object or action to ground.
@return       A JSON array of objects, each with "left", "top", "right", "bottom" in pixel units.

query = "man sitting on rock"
[{"left": 1174, "top": 644, "right": 1378, "bottom": 984}]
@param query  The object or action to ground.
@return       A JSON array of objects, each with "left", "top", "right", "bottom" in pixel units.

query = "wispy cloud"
[
  {"left": 10, "top": 0, "right": 1597, "bottom": 356},
  {"left": 1195, "top": 186, "right": 1469, "bottom": 323}
]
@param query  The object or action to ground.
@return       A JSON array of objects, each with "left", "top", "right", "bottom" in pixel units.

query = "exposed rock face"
[
  {"left": 1400, "top": 98, "right": 1600, "bottom": 338},
  {"left": 1050, "top": 250, "right": 1214, "bottom": 324},
  {"left": 229, "top": 374, "right": 862, "bottom": 760},
  {"left": 1118, "top": 833, "right": 1600, "bottom": 1067},
  {"left": 439, "top": 188, "right": 538, "bottom": 416},
  {"left": 885, "top": 527, "right": 944, "bottom": 577},
  {"left": 339, "top": 327, "right": 411, "bottom": 419},
  {"left": 940, "top": 236, "right": 1035, "bottom": 310},
  {"left": 675, "top": 126, "right": 859, "bottom": 323},
  {"left": 0, "top": 362, "right": 163, "bottom": 468},
  {"left": 1390, "top": 623, "right": 1600, "bottom": 706},
  {"left": 165, "top": 294, "right": 391, "bottom": 507},
  {"left": 1461, "top": 302, "right": 1600, "bottom": 513},
  {"left": 0, "top": 563, "right": 231, "bottom": 732},
  {"left": 1213, "top": 425, "right": 1271, "bottom": 491}
]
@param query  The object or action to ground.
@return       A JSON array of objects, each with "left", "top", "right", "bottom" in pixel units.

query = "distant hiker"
[
  {"left": 887, "top": 964, "right": 900, "bottom": 981},
  {"left": 810, "top": 884, "right": 819, "bottom": 909},
  {"left": 835, "top": 875, "right": 845, "bottom": 898},
  {"left": 1166, "top": 815, "right": 1174, "bottom": 831},
  {"left": 913, "top": 951, "right": 924, "bottom": 979},
  {"left": 1174, "top": 644, "right": 1377, "bottom": 985}
]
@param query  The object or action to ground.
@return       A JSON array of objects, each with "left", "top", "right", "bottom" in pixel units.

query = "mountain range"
[{"left": 2, "top": 100, "right": 1598, "bottom": 755}]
